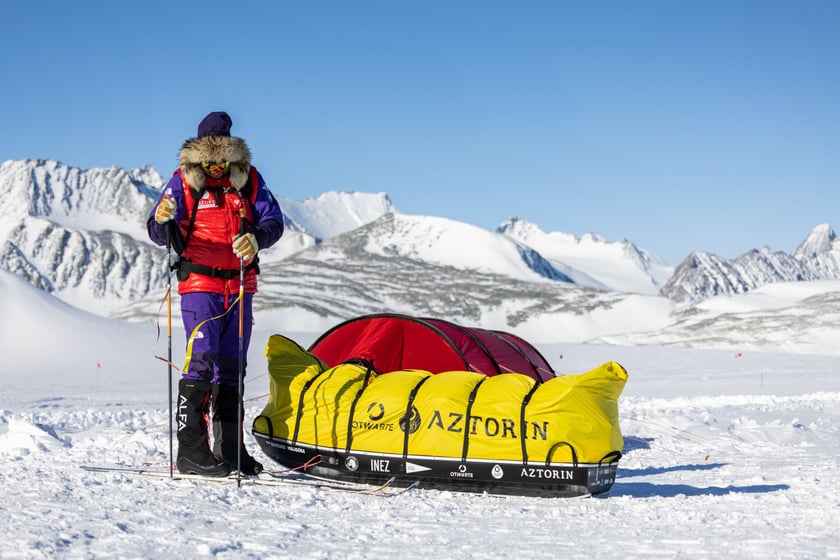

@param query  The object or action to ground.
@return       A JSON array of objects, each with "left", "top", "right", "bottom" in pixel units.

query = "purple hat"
[{"left": 197, "top": 111, "right": 232, "bottom": 137}]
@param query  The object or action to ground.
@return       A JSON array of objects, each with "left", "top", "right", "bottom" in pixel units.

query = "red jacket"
[{"left": 177, "top": 169, "right": 259, "bottom": 296}]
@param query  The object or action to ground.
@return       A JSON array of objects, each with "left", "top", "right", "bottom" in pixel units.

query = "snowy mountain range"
[
  {"left": 660, "top": 224, "right": 840, "bottom": 302},
  {"left": 3, "top": 158, "right": 840, "bottom": 347}
]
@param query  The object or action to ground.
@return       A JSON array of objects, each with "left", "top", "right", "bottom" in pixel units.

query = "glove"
[
  {"left": 232, "top": 232, "right": 258, "bottom": 259},
  {"left": 154, "top": 196, "right": 176, "bottom": 224}
]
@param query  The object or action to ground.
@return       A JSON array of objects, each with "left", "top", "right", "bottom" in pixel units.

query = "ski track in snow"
[{"left": 2, "top": 383, "right": 839, "bottom": 559}]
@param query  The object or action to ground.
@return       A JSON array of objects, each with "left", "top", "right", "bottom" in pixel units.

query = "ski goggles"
[{"left": 201, "top": 161, "right": 230, "bottom": 175}]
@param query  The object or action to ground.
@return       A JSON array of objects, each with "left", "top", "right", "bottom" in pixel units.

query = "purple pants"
[{"left": 180, "top": 292, "right": 254, "bottom": 387}]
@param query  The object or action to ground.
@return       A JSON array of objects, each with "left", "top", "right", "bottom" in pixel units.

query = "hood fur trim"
[{"left": 179, "top": 135, "right": 251, "bottom": 191}]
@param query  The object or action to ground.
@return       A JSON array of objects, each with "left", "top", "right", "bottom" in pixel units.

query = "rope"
[
  {"left": 152, "top": 285, "right": 182, "bottom": 372},
  {"left": 182, "top": 293, "right": 242, "bottom": 373}
]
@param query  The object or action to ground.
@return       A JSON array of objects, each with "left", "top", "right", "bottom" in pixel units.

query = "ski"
[
  {"left": 265, "top": 474, "right": 419, "bottom": 496},
  {"left": 81, "top": 465, "right": 252, "bottom": 484},
  {"left": 80, "top": 465, "right": 415, "bottom": 496},
  {"left": 265, "top": 473, "right": 419, "bottom": 496},
  {"left": 369, "top": 480, "right": 420, "bottom": 496},
  {"left": 316, "top": 476, "right": 396, "bottom": 495}
]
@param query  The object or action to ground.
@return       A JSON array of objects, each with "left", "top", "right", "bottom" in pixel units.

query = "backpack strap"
[
  {"left": 168, "top": 169, "right": 204, "bottom": 256},
  {"left": 181, "top": 185, "right": 204, "bottom": 252},
  {"left": 239, "top": 166, "right": 261, "bottom": 229}
]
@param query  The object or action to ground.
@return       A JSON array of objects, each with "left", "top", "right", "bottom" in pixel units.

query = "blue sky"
[{"left": 3, "top": 0, "right": 839, "bottom": 264}]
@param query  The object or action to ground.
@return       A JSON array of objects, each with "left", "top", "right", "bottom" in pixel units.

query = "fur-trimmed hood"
[{"left": 179, "top": 135, "right": 252, "bottom": 191}]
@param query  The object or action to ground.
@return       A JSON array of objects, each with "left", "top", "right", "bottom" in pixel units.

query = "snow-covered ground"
[{"left": 1, "top": 271, "right": 839, "bottom": 559}]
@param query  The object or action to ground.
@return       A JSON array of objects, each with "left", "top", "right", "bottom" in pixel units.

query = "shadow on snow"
[
  {"left": 617, "top": 462, "right": 727, "bottom": 478},
  {"left": 614, "top": 435, "right": 789, "bottom": 497},
  {"left": 606, "top": 482, "right": 790, "bottom": 498}
]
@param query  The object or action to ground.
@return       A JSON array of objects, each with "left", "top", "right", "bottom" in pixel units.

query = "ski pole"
[
  {"left": 237, "top": 208, "right": 246, "bottom": 487},
  {"left": 165, "top": 216, "right": 174, "bottom": 479}
]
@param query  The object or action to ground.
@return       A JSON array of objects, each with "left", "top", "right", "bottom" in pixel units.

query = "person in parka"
[{"left": 147, "top": 111, "right": 284, "bottom": 477}]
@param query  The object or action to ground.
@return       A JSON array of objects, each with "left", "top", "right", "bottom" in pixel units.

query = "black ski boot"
[
  {"left": 211, "top": 383, "right": 264, "bottom": 476},
  {"left": 175, "top": 378, "right": 231, "bottom": 477}
]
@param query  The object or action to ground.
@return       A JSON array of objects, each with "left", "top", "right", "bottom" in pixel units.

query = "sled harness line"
[
  {"left": 151, "top": 287, "right": 250, "bottom": 375},
  {"left": 267, "top": 454, "right": 323, "bottom": 477},
  {"left": 182, "top": 293, "right": 242, "bottom": 373},
  {"left": 151, "top": 288, "right": 272, "bottom": 395},
  {"left": 152, "top": 284, "right": 182, "bottom": 372}
]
